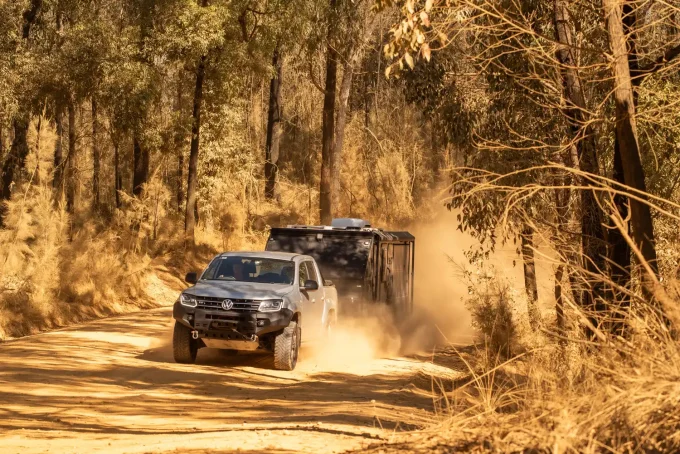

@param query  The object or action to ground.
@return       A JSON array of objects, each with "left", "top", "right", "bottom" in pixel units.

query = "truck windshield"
[{"left": 201, "top": 257, "right": 295, "bottom": 285}]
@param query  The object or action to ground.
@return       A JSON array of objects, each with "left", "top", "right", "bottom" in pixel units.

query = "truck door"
[{"left": 299, "top": 260, "right": 325, "bottom": 340}]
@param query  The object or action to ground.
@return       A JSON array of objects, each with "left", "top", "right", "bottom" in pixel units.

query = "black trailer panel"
[{"left": 266, "top": 223, "right": 415, "bottom": 316}]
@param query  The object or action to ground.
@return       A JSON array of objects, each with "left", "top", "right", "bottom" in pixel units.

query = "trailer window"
[{"left": 267, "top": 233, "right": 371, "bottom": 280}]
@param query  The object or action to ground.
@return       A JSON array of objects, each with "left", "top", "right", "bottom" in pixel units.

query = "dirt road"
[{"left": 0, "top": 306, "right": 465, "bottom": 454}]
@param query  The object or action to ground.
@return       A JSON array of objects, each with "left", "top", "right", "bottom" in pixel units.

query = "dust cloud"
[{"left": 304, "top": 210, "right": 480, "bottom": 371}]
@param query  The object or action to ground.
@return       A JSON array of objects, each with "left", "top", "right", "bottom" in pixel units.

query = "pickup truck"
[{"left": 172, "top": 251, "right": 338, "bottom": 370}]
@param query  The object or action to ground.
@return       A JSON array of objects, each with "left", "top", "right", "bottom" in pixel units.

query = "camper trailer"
[{"left": 265, "top": 218, "right": 415, "bottom": 318}]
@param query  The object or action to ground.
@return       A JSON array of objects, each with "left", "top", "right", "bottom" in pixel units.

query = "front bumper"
[{"left": 173, "top": 301, "right": 293, "bottom": 337}]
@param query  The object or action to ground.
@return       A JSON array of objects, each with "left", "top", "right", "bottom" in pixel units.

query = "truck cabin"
[{"left": 265, "top": 218, "right": 415, "bottom": 314}]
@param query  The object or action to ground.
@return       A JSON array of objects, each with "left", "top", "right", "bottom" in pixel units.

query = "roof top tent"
[{"left": 265, "top": 218, "right": 415, "bottom": 317}]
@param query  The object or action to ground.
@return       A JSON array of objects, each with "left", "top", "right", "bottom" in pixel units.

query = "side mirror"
[
  {"left": 301, "top": 279, "right": 319, "bottom": 291},
  {"left": 185, "top": 272, "right": 198, "bottom": 284}
]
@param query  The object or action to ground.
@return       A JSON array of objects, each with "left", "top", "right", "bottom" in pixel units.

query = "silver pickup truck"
[{"left": 172, "top": 251, "right": 338, "bottom": 370}]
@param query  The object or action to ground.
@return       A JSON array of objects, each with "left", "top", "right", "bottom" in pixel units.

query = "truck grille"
[{"left": 195, "top": 296, "right": 260, "bottom": 311}]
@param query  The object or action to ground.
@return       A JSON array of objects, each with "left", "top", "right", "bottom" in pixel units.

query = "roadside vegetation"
[
  {"left": 2, "top": 0, "right": 680, "bottom": 452},
  {"left": 361, "top": 0, "right": 680, "bottom": 452},
  {"left": 0, "top": 0, "right": 439, "bottom": 339}
]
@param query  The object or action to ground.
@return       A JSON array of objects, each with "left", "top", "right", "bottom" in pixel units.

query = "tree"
[
  {"left": 0, "top": 0, "right": 42, "bottom": 224},
  {"left": 184, "top": 51, "right": 206, "bottom": 243},
  {"left": 264, "top": 47, "right": 283, "bottom": 200},
  {"left": 603, "top": 0, "right": 658, "bottom": 285},
  {"left": 132, "top": 0, "right": 155, "bottom": 197},
  {"left": 319, "top": 0, "right": 339, "bottom": 225},
  {"left": 332, "top": 4, "right": 378, "bottom": 211},
  {"left": 92, "top": 97, "right": 101, "bottom": 210},
  {"left": 553, "top": 0, "right": 608, "bottom": 329},
  {"left": 66, "top": 99, "right": 77, "bottom": 213}
]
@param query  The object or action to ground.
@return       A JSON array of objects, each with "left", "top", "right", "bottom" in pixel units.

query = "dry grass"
[
  {"left": 355, "top": 184, "right": 680, "bottom": 453},
  {"left": 353, "top": 293, "right": 680, "bottom": 453}
]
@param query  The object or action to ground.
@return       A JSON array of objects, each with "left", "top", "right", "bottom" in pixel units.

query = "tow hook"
[
  {"left": 248, "top": 334, "right": 257, "bottom": 342},
  {"left": 191, "top": 330, "right": 199, "bottom": 340}
]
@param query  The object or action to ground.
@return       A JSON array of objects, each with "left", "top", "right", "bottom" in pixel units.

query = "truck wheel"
[
  {"left": 273, "top": 321, "right": 299, "bottom": 371},
  {"left": 173, "top": 321, "right": 198, "bottom": 364}
]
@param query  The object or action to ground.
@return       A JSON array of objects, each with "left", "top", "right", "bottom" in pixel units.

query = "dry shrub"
[
  {"left": 114, "top": 178, "right": 173, "bottom": 253},
  {"left": 0, "top": 180, "right": 174, "bottom": 340},
  {"left": 334, "top": 107, "right": 434, "bottom": 227},
  {"left": 466, "top": 277, "right": 517, "bottom": 361},
  {"left": 0, "top": 185, "right": 67, "bottom": 338},
  {"left": 367, "top": 280, "right": 680, "bottom": 454}
]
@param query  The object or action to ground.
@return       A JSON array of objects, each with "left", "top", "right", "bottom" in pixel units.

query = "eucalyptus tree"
[
  {"left": 151, "top": 0, "right": 275, "bottom": 244},
  {"left": 379, "top": 0, "right": 680, "bottom": 335},
  {"left": 0, "top": 0, "right": 43, "bottom": 224},
  {"left": 319, "top": 0, "right": 383, "bottom": 224}
]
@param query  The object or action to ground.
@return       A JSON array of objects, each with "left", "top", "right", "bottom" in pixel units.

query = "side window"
[
  {"left": 298, "top": 262, "right": 308, "bottom": 287},
  {"left": 305, "top": 261, "right": 319, "bottom": 283}
]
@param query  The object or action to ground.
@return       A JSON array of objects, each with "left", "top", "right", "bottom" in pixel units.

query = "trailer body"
[{"left": 265, "top": 218, "right": 415, "bottom": 316}]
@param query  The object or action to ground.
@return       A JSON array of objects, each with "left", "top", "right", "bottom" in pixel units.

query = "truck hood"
[{"left": 186, "top": 280, "right": 294, "bottom": 300}]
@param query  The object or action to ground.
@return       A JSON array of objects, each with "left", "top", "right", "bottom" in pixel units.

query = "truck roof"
[{"left": 217, "top": 251, "right": 304, "bottom": 261}]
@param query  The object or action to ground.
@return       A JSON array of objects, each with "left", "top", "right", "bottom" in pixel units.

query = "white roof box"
[{"left": 331, "top": 218, "right": 371, "bottom": 229}]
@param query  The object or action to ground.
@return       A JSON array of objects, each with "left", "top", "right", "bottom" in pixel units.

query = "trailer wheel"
[
  {"left": 273, "top": 321, "right": 299, "bottom": 371},
  {"left": 173, "top": 321, "right": 198, "bottom": 364}
]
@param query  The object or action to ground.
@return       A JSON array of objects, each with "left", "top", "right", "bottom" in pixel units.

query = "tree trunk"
[
  {"left": 610, "top": 140, "right": 631, "bottom": 332},
  {"left": 608, "top": 1, "right": 638, "bottom": 334},
  {"left": 132, "top": 135, "right": 148, "bottom": 197},
  {"left": 132, "top": 0, "right": 154, "bottom": 198},
  {"left": 175, "top": 75, "right": 185, "bottom": 213},
  {"left": 53, "top": 106, "right": 64, "bottom": 196},
  {"left": 177, "top": 148, "right": 184, "bottom": 212},
  {"left": 92, "top": 97, "right": 100, "bottom": 210},
  {"left": 52, "top": 6, "right": 65, "bottom": 201},
  {"left": 265, "top": 48, "right": 283, "bottom": 200},
  {"left": 319, "top": 0, "right": 339, "bottom": 225},
  {"left": 332, "top": 59, "right": 356, "bottom": 211},
  {"left": 22, "top": 0, "right": 43, "bottom": 39},
  {"left": 34, "top": 112, "right": 42, "bottom": 185},
  {"left": 0, "top": 0, "right": 43, "bottom": 223},
  {"left": 184, "top": 55, "right": 206, "bottom": 244},
  {"left": 0, "top": 118, "right": 30, "bottom": 219},
  {"left": 554, "top": 0, "right": 608, "bottom": 332},
  {"left": 603, "top": 0, "right": 658, "bottom": 284},
  {"left": 0, "top": 123, "right": 4, "bottom": 163},
  {"left": 555, "top": 264, "right": 566, "bottom": 343},
  {"left": 66, "top": 101, "right": 77, "bottom": 213},
  {"left": 114, "top": 138, "right": 121, "bottom": 208},
  {"left": 521, "top": 224, "right": 540, "bottom": 329}
]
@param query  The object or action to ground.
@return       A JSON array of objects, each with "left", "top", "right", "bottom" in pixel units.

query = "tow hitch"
[{"left": 191, "top": 330, "right": 199, "bottom": 340}]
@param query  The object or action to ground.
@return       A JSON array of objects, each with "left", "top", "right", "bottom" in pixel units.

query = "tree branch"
[
  {"left": 633, "top": 43, "right": 680, "bottom": 85},
  {"left": 307, "top": 59, "right": 328, "bottom": 94}
]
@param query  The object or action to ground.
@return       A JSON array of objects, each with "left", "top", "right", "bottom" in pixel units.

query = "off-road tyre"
[
  {"left": 173, "top": 321, "right": 198, "bottom": 364},
  {"left": 273, "top": 321, "right": 299, "bottom": 371}
]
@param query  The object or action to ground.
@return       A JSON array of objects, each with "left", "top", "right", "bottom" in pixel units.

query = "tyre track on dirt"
[{"left": 0, "top": 307, "right": 463, "bottom": 453}]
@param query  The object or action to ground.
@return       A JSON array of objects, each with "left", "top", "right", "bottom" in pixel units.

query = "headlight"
[
  {"left": 258, "top": 299, "right": 283, "bottom": 312},
  {"left": 180, "top": 293, "right": 197, "bottom": 308}
]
